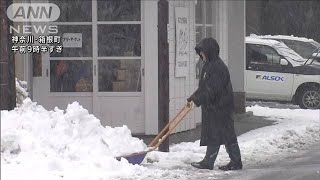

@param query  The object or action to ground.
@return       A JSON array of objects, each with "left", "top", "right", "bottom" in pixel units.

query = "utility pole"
[
  {"left": 158, "top": 0, "right": 169, "bottom": 152},
  {"left": 0, "top": 0, "right": 16, "bottom": 110}
]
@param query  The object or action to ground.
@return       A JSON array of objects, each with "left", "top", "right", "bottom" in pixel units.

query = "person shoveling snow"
[{"left": 187, "top": 37, "right": 242, "bottom": 171}]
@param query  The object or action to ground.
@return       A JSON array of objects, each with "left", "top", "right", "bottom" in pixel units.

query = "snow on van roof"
[
  {"left": 250, "top": 34, "right": 318, "bottom": 43},
  {"left": 245, "top": 36, "right": 281, "bottom": 46},
  {"left": 246, "top": 36, "right": 305, "bottom": 66}
]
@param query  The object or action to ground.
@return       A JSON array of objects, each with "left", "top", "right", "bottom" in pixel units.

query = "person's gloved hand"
[
  {"left": 187, "top": 95, "right": 201, "bottom": 107},
  {"left": 187, "top": 95, "right": 194, "bottom": 102}
]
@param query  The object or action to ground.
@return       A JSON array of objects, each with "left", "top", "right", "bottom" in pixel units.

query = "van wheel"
[{"left": 298, "top": 87, "right": 320, "bottom": 109}]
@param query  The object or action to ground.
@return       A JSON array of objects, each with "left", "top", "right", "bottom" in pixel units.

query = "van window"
[
  {"left": 281, "top": 39, "right": 317, "bottom": 59},
  {"left": 247, "top": 44, "right": 281, "bottom": 65}
]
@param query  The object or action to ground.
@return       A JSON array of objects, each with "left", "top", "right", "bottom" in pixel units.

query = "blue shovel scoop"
[{"left": 116, "top": 102, "right": 193, "bottom": 165}]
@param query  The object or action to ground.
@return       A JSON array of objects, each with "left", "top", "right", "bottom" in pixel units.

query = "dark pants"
[{"left": 204, "top": 143, "right": 242, "bottom": 168}]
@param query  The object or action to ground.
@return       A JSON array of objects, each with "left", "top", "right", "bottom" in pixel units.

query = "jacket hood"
[{"left": 195, "top": 37, "right": 220, "bottom": 62}]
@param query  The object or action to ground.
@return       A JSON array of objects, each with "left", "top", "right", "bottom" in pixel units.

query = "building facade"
[{"left": 14, "top": 0, "right": 245, "bottom": 135}]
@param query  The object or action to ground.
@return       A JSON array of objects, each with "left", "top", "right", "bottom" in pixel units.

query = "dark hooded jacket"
[{"left": 191, "top": 38, "right": 237, "bottom": 146}]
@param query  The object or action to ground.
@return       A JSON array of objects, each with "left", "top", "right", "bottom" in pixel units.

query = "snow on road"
[
  {"left": 144, "top": 105, "right": 320, "bottom": 179},
  {"left": 1, "top": 99, "right": 319, "bottom": 180}
]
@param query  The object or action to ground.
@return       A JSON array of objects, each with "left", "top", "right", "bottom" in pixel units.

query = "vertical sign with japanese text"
[{"left": 175, "top": 7, "right": 189, "bottom": 77}]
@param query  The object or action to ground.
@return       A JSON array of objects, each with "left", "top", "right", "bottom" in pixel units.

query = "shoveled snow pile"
[{"left": 1, "top": 99, "right": 148, "bottom": 180}]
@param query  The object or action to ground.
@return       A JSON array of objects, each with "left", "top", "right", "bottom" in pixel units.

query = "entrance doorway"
[{"left": 43, "top": 0, "right": 144, "bottom": 133}]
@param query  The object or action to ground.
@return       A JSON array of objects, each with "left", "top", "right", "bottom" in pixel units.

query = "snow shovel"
[{"left": 116, "top": 102, "right": 194, "bottom": 165}]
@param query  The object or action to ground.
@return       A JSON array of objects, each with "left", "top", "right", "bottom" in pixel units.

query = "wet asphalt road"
[{"left": 220, "top": 143, "right": 320, "bottom": 180}]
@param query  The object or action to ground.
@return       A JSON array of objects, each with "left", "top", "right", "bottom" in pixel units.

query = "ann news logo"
[
  {"left": 7, "top": 3, "right": 60, "bottom": 22},
  {"left": 7, "top": 3, "right": 60, "bottom": 34},
  {"left": 7, "top": 3, "right": 62, "bottom": 54}
]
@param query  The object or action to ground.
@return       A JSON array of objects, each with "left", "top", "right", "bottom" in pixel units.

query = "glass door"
[
  {"left": 42, "top": 0, "right": 94, "bottom": 112},
  {"left": 43, "top": 0, "right": 144, "bottom": 133},
  {"left": 92, "top": 0, "right": 144, "bottom": 133}
]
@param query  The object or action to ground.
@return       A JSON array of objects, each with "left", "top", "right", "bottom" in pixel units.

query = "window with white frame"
[
  {"left": 195, "top": 0, "right": 215, "bottom": 43},
  {"left": 97, "top": 0, "right": 141, "bottom": 92},
  {"left": 195, "top": 0, "right": 215, "bottom": 79},
  {"left": 48, "top": 0, "right": 141, "bottom": 93},
  {"left": 49, "top": 0, "right": 93, "bottom": 92}
]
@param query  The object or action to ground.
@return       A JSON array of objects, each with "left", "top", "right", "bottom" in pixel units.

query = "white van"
[{"left": 245, "top": 37, "right": 320, "bottom": 109}]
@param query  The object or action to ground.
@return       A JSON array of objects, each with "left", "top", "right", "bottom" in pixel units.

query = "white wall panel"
[{"left": 168, "top": 0, "right": 198, "bottom": 133}]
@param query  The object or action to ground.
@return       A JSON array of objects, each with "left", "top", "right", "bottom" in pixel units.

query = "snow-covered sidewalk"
[{"left": 1, "top": 99, "right": 319, "bottom": 180}]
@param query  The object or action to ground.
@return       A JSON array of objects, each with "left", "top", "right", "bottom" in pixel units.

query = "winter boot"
[
  {"left": 218, "top": 161, "right": 243, "bottom": 171},
  {"left": 191, "top": 145, "right": 220, "bottom": 170},
  {"left": 191, "top": 159, "right": 213, "bottom": 170},
  {"left": 220, "top": 143, "right": 242, "bottom": 171}
]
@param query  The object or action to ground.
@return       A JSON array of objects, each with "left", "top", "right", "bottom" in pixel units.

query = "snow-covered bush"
[{"left": 16, "top": 78, "right": 28, "bottom": 106}]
